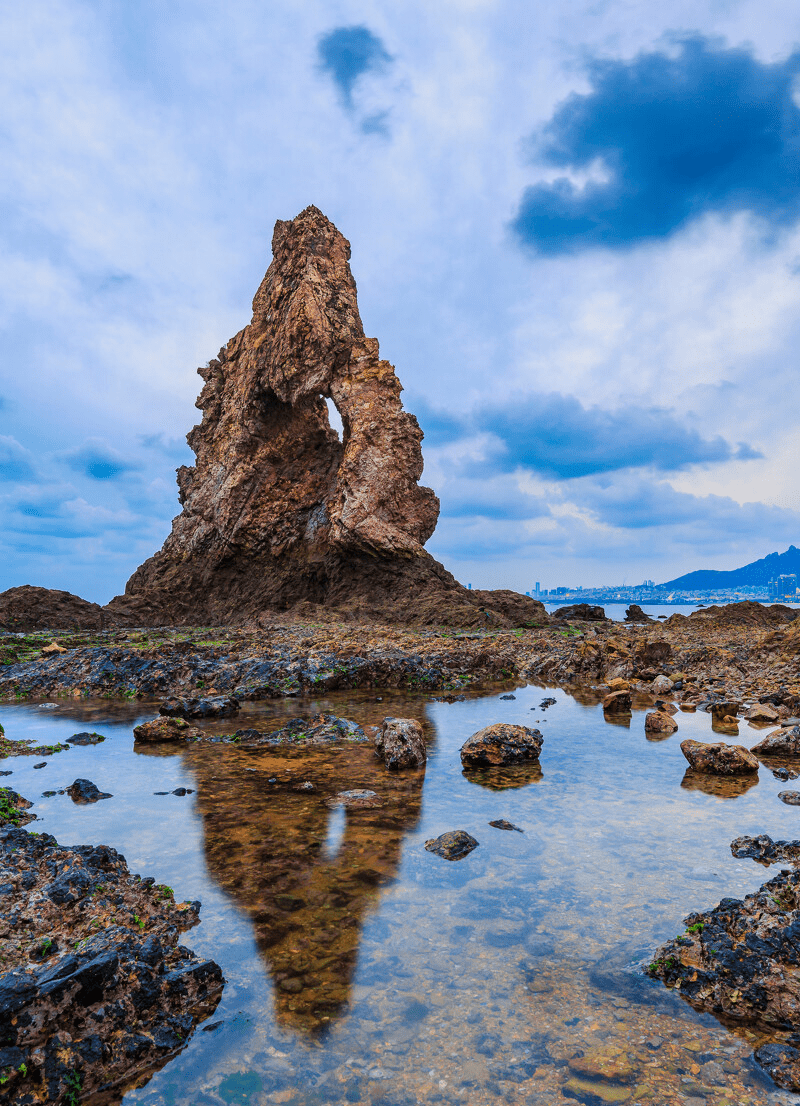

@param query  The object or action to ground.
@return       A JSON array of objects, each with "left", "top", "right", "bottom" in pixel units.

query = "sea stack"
[{"left": 107, "top": 207, "right": 545, "bottom": 627}]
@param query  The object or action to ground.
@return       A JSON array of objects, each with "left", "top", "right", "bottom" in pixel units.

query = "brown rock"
[
  {"left": 105, "top": 206, "right": 545, "bottom": 630},
  {"left": 606, "top": 678, "right": 630, "bottom": 691},
  {"left": 710, "top": 700, "right": 741, "bottom": 718},
  {"left": 680, "top": 738, "right": 759, "bottom": 775},
  {"left": 751, "top": 725, "right": 800, "bottom": 757},
  {"left": 602, "top": 690, "right": 632, "bottom": 713},
  {"left": 644, "top": 711, "right": 678, "bottom": 734},
  {"left": 374, "top": 717, "right": 426, "bottom": 769},
  {"left": 624, "top": 603, "right": 653, "bottom": 623},
  {"left": 746, "top": 703, "right": 780, "bottom": 723},
  {"left": 0, "top": 585, "right": 114, "bottom": 632},
  {"left": 133, "top": 717, "right": 204, "bottom": 743},
  {"left": 460, "top": 723, "right": 543, "bottom": 767}
]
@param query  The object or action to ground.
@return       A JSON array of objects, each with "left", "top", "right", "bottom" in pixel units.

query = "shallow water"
[{"left": 2, "top": 687, "right": 799, "bottom": 1105}]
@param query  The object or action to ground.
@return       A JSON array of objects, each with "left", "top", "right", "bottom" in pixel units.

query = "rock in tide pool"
[
  {"left": 644, "top": 711, "right": 678, "bottom": 735},
  {"left": 327, "top": 789, "right": 382, "bottom": 809},
  {"left": 624, "top": 604, "right": 652, "bottom": 623},
  {"left": 160, "top": 695, "right": 240, "bottom": 719},
  {"left": 488, "top": 819, "right": 523, "bottom": 832},
  {"left": 753, "top": 1043, "right": 800, "bottom": 1091},
  {"left": 66, "top": 731, "right": 105, "bottom": 746},
  {"left": 0, "top": 826, "right": 223, "bottom": 1104},
  {"left": 730, "top": 834, "right": 800, "bottom": 863},
  {"left": 779, "top": 791, "right": 800, "bottom": 806},
  {"left": 562, "top": 1076, "right": 632, "bottom": 1103},
  {"left": 238, "top": 712, "right": 368, "bottom": 748},
  {"left": 460, "top": 723, "right": 543, "bottom": 767},
  {"left": 425, "top": 830, "right": 479, "bottom": 860},
  {"left": 374, "top": 716, "right": 426, "bottom": 769},
  {"left": 602, "top": 690, "right": 631, "bottom": 714},
  {"left": 648, "top": 864, "right": 800, "bottom": 1090},
  {"left": 67, "top": 778, "right": 112, "bottom": 803},
  {"left": 680, "top": 738, "right": 758, "bottom": 775},
  {"left": 133, "top": 716, "right": 204, "bottom": 743},
  {"left": 0, "top": 788, "right": 35, "bottom": 828},
  {"left": 746, "top": 702, "right": 780, "bottom": 723},
  {"left": 751, "top": 725, "right": 800, "bottom": 757}
]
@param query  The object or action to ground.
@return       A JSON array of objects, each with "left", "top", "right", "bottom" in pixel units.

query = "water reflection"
[
  {"left": 183, "top": 742, "right": 424, "bottom": 1033},
  {"left": 681, "top": 767, "right": 760, "bottom": 798},
  {"left": 461, "top": 762, "right": 544, "bottom": 790}
]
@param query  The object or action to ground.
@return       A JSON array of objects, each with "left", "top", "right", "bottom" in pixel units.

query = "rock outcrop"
[
  {"left": 0, "top": 586, "right": 114, "bottom": 632},
  {"left": 105, "top": 206, "right": 545, "bottom": 629}
]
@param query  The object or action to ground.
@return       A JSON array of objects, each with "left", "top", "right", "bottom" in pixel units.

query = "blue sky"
[{"left": 1, "top": 0, "right": 799, "bottom": 601}]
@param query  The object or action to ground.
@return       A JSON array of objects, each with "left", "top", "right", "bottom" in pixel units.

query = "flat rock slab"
[
  {"left": 66, "top": 732, "right": 105, "bottom": 746},
  {"left": 680, "top": 738, "right": 758, "bottom": 775},
  {"left": 327, "top": 789, "right": 382, "bottom": 809},
  {"left": 425, "top": 830, "right": 479, "bottom": 860},
  {"left": 488, "top": 819, "right": 523, "bottom": 832},
  {"left": 133, "top": 716, "right": 204, "bottom": 743},
  {"left": 239, "top": 713, "right": 368, "bottom": 749},
  {"left": 460, "top": 723, "right": 543, "bottom": 767}
]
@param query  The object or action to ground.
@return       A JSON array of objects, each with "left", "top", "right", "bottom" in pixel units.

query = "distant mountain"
[{"left": 662, "top": 545, "right": 800, "bottom": 590}]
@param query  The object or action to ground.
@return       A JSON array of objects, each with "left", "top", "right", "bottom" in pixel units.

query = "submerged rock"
[
  {"left": 460, "top": 723, "right": 543, "bottom": 767},
  {"left": 648, "top": 865, "right": 800, "bottom": 1090},
  {"left": 237, "top": 712, "right": 367, "bottom": 749},
  {"left": 328, "top": 789, "right": 382, "bottom": 809},
  {"left": 374, "top": 716, "right": 426, "bottom": 769},
  {"left": 680, "top": 738, "right": 758, "bottom": 776},
  {"left": 0, "top": 826, "right": 223, "bottom": 1104},
  {"left": 160, "top": 695, "right": 240, "bottom": 719},
  {"left": 133, "top": 716, "right": 204, "bottom": 743},
  {"left": 424, "top": 830, "right": 479, "bottom": 861},
  {"left": 66, "top": 731, "right": 105, "bottom": 746}
]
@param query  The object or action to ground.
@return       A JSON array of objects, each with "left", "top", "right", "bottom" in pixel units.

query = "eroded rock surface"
[
  {"left": 460, "top": 723, "right": 543, "bottom": 767},
  {"left": 751, "top": 725, "right": 800, "bottom": 757},
  {"left": 374, "top": 716, "right": 426, "bottom": 769},
  {"left": 105, "top": 206, "right": 545, "bottom": 629},
  {"left": 0, "top": 586, "right": 114, "bottom": 632},
  {"left": 680, "top": 738, "right": 758, "bottom": 775},
  {"left": 159, "top": 695, "right": 240, "bottom": 719},
  {"left": 0, "top": 827, "right": 223, "bottom": 1104}
]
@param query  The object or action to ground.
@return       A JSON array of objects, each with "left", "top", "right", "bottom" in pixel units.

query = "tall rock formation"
[{"left": 108, "top": 207, "right": 545, "bottom": 627}]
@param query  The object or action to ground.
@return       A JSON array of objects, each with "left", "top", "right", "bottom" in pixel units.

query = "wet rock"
[
  {"left": 730, "top": 834, "right": 800, "bottom": 863},
  {"left": 774, "top": 766, "right": 800, "bottom": 781},
  {"left": 654, "top": 699, "right": 679, "bottom": 715},
  {"left": 0, "top": 826, "right": 223, "bottom": 1104},
  {"left": 67, "top": 732, "right": 105, "bottom": 746},
  {"left": 602, "top": 690, "right": 631, "bottom": 714},
  {"left": 753, "top": 1042, "right": 800, "bottom": 1090},
  {"left": 239, "top": 712, "right": 368, "bottom": 748},
  {"left": 644, "top": 711, "right": 678, "bottom": 735},
  {"left": 752, "top": 725, "right": 800, "bottom": 757},
  {"left": 779, "top": 791, "right": 800, "bottom": 806},
  {"left": 159, "top": 695, "right": 240, "bottom": 719},
  {"left": 0, "top": 788, "right": 35, "bottom": 828},
  {"left": 539, "top": 697, "right": 557, "bottom": 709},
  {"left": 651, "top": 674, "right": 673, "bottom": 695},
  {"left": 374, "top": 717, "right": 426, "bottom": 769},
  {"left": 624, "top": 604, "right": 653, "bottom": 623},
  {"left": 172, "top": 787, "right": 193, "bottom": 796},
  {"left": 327, "top": 789, "right": 382, "bottom": 809},
  {"left": 460, "top": 723, "right": 543, "bottom": 767},
  {"left": 568, "top": 1044, "right": 635, "bottom": 1082},
  {"left": 709, "top": 700, "right": 741, "bottom": 719},
  {"left": 746, "top": 702, "right": 780, "bottom": 723},
  {"left": 32, "top": 762, "right": 46, "bottom": 769},
  {"left": 488, "top": 819, "right": 523, "bottom": 832},
  {"left": 605, "top": 678, "right": 629, "bottom": 691},
  {"left": 425, "top": 830, "right": 479, "bottom": 860},
  {"left": 562, "top": 1076, "right": 632, "bottom": 1102},
  {"left": 680, "top": 738, "right": 758, "bottom": 775},
  {"left": 553, "top": 604, "right": 606, "bottom": 621},
  {"left": 66, "top": 779, "right": 112, "bottom": 803},
  {"left": 133, "top": 717, "right": 204, "bottom": 743}
]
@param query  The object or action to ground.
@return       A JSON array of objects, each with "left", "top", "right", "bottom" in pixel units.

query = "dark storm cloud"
[
  {"left": 513, "top": 37, "right": 800, "bottom": 253},
  {"left": 418, "top": 393, "right": 758, "bottom": 478},
  {"left": 317, "top": 26, "right": 391, "bottom": 108}
]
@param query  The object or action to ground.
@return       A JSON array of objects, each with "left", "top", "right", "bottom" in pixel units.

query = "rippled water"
[{"left": 2, "top": 686, "right": 799, "bottom": 1105}]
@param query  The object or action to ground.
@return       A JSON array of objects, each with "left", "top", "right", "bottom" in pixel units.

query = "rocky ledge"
[
  {"left": 648, "top": 861, "right": 800, "bottom": 1089},
  {"left": 0, "top": 826, "right": 223, "bottom": 1104}
]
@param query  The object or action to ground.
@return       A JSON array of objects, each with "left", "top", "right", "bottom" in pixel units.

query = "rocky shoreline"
[{"left": 0, "top": 825, "right": 223, "bottom": 1104}]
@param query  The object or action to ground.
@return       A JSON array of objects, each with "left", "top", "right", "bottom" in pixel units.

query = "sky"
[{"left": 1, "top": 0, "right": 799, "bottom": 601}]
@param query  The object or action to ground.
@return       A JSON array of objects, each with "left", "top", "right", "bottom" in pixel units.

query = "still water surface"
[{"left": 3, "top": 687, "right": 799, "bottom": 1105}]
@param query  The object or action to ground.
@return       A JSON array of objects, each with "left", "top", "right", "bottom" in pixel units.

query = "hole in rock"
[{"left": 324, "top": 396, "right": 344, "bottom": 440}]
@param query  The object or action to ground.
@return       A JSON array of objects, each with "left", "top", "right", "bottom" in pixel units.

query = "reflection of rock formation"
[
  {"left": 185, "top": 741, "right": 424, "bottom": 1032},
  {"left": 106, "top": 206, "right": 546, "bottom": 629},
  {"left": 462, "top": 762, "right": 543, "bottom": 790},
  {"left": 680, "top": 768, "right": 759, "bottom": 798}
]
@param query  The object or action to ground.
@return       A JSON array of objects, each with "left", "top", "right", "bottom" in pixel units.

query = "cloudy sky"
[{"left": 1, "top": 0, "right": 799, "bottom": 601}]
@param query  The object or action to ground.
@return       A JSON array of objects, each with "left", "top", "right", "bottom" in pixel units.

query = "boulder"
[
  {"left": 680, "top": 738, "right": 759, "bottom": 776},
  {"left": 602, "top": 690, "right": 631, "bottom": 714},
  {"left": 709, "top": 700, "right": 741, "bottom": 719},
  {"left": 374, "top": 717, "right": 426, "bottom": 769},
  {"left": 745, "top": 703, "right": 780, "bottom": 723},
  {"left": 160, "top": 696, "right": 240, "bottom": 719},
  {"left": 644, "top": 711, "right": 678, "bottom": 735},
  {"left": 133, "top": 717, "right": 204, "bottom": 743},
  {"left": 553, "top": 603, "right": 606, "bottom": 621},
  {"left": 651, "top": 674, "right": 673, "bottom": 695},
  {"left": 634, "top": 640, "right": 672, "bottom": 668},
  {"left": 460, "top": 723, "right": 543, "bottom": 768},
  {"left": 424, "top": 830, "right": 479, "bottom": 861},
  {"left": 751, "top": 725, "right": 800, "bottom": 757},
  {"left": 624, "top": 604, "right": 653, "bottom": 623}
]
